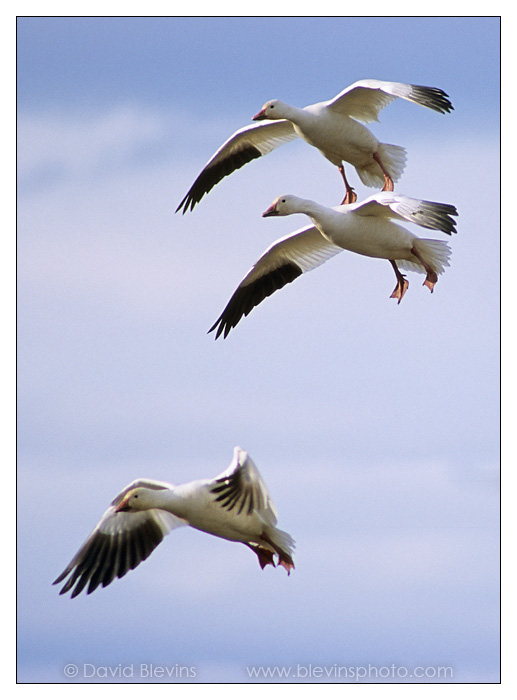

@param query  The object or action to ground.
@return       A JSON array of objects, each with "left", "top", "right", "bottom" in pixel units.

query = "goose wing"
[
  {"left": 176, "top": 120, "right": 298, "bottom": 213},
  {"left": 345, "top": 192, "right": 458, "bottom": 234},
  {"left": 326, "top": 79, "right": 453, "bottom": 122},
  {"left": 209, "top": 226, "right": 342, "bottom": 339},
  {"left": 53, "top": 480, "right": 186, "bottom": 598},
  {"left": 209, "top": 447, "right": 277, "bottom": 524}
]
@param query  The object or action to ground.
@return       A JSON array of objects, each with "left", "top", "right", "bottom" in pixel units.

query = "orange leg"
[
  {"left": 261, "top": 532, "right": 295, "bottom": 575},
  {"left": 338, "top": 164, "right": 357, "bottom": 204},
  {"left": 411, "top": 246, "right": 438, "bottom": 292},
  {"left": 373, "top": 152, "right": 394, "bottom": 192},
  {"left": 245, "top": 543, "right": 276, "bottom": 570},
  {"left": 389, "top": 260, "right": 409, "bottom": 304}
]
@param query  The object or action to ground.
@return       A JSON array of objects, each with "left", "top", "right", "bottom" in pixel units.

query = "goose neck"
[{"left": 295, "top": 199, "right": 333, "bottom": 226}]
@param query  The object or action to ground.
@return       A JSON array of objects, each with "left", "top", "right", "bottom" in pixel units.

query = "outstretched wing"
[
  {"left": 209, "top": 447, "right": 277, "bottom": 524},
  {"left": 209, "top": 226, "right": 342, "bottom": 339},
  {"left": 326, "top": 79, "right": 453, "bottom": 122},
  {"left": 176, "top": 120, "right": 298, "bottom": 213},
  {"left": 345, "top": 192, "right": 458, "bottom": 234},
  {"left": 53, "top": 480, "right": 186, "bottom": 598}
]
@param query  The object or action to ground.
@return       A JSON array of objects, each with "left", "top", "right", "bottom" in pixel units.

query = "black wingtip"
[
  {"left": 412, "top": 85, "right": 454, "bottom": 114},
  {"left": 176, "top": 144, "right": 263, "bottom": 215},
  {"left": 175, "top": 195, "right": 194, "bottom": 215},
  {"left": 208, "top": 262, "right": 303, "bottom": 341},
  {"left": 52, "top": 570, "right": 68, "bottom": 586},
  {"left": 208, "top": 319, "right": 228, "bottom": 340}
]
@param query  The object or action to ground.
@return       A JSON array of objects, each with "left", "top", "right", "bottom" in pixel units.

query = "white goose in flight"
[
  {"left": 54, "top": 448, "right": 295, "bottom": 598},
  {"left": 209, "top": 192, "right": 457, "bottom": 339},
  {"left": 176, "top": 79, "right": 453, "bottom": 213}
]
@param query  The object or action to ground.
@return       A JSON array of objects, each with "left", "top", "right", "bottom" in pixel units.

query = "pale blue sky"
[{"left": 17, "top": 16, "right": 500, "bottom": 683}]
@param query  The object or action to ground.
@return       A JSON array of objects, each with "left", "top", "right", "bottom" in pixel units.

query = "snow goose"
[
  {"left": 176, "top": 79, "right": 453, "bottom": 213},
  {"left": 53, "top": 447, "right": 295, "bottom": 597},
  {"left": 209, "top": 192, "right": 457, "bottom": 339}
]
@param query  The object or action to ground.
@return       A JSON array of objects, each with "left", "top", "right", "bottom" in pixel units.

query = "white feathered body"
[
  {"left": 305, "top": 205, "right": 451, "bottom": 276},
  {"left": 146, "top": 471, "right": 293, "bottom": 555},
  {"left": 157, "top": 482, "right": 266, "bottom": 543},
  {"left": 289, "top": 103, "right": 407, "bottom": 188}
]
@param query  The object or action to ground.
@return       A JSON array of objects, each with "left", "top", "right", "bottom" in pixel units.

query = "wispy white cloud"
[{"left": 17, "top": 105, "right": 168, "bottom": 182}]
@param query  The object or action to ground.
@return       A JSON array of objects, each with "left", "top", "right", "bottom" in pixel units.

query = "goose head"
[
  {"left": 115, "top": 487, "right": 157, "bottom": 513},
  {"left": 253, "top": 100, "right": 289, "bottom": 121},
  {"left": 262, "top": 195, "right": 303, "bottom": 217}
]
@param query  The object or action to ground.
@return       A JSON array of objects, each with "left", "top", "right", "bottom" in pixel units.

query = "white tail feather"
[
  {"left": 266, "top": 526, "right": 296, "bottom": 556},
  {"left": 356, "top": 143, "right": 407, "bottom": 188},
  {"left": 398, "top": 238, "right": 452, "bottom": 276}
]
